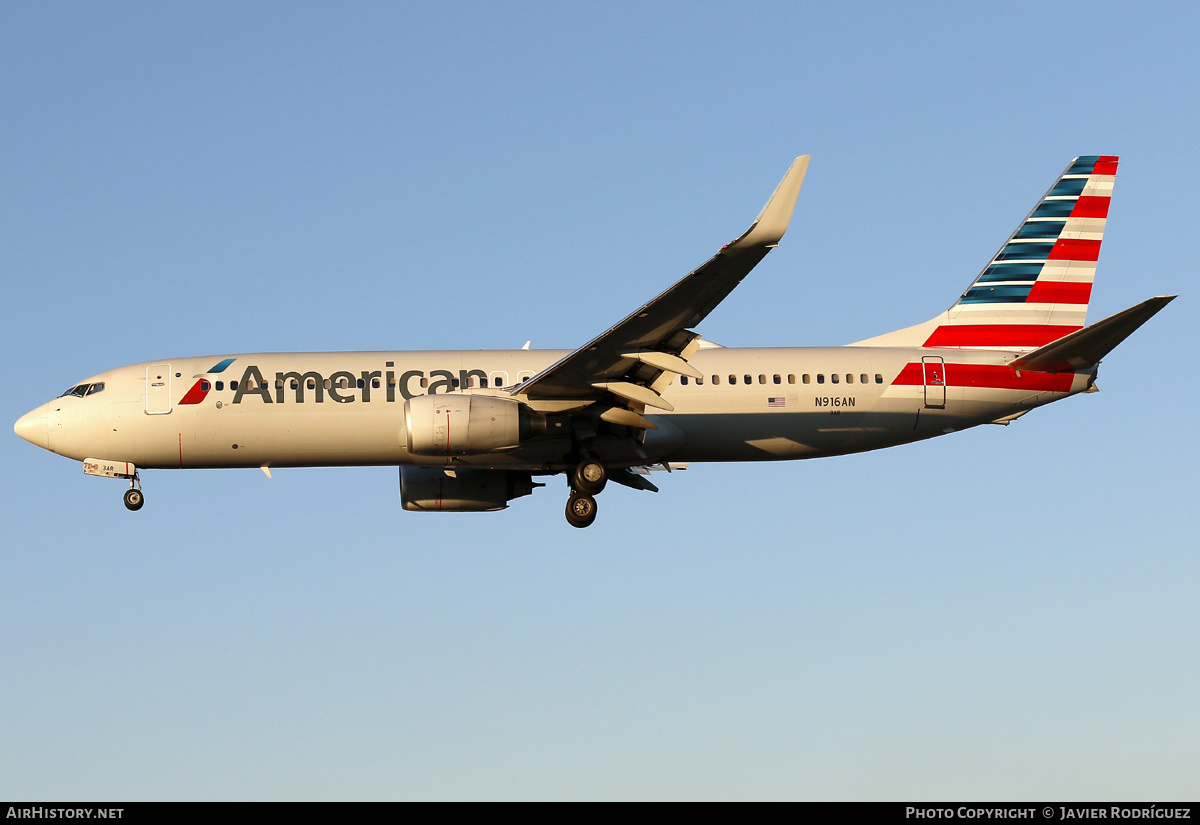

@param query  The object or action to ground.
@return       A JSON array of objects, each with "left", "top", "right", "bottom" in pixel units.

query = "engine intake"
[
  {"left": 405, "top": 394, "right": 543, "bottom": 455},
  {"left": 400, "top": 467, "right": 538, "bottom": 512}
]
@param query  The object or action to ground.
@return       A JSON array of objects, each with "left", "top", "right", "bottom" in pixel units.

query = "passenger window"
[
  {"left": 728, "top": 375, "right": 736, "bottom": 385},
  {"left": 232, "top": 381, "right": 240, "bottom": 391},
  {"left": 215, "top": 381, "right": 223, "bottom": 391},
  {"left": 680, "top": 376, "right": 689, "bottom": 385},
  {"left": 696, "top": 375, "right": 704, "bottom": 385},
  {"left": 860, "top": 374, "right": 868, "bottom": 384},
  {"left": 788, "top": 374, "right": 796, "bottom": 384},
  {"left": 372, "top": 378, "right": 380, "bottom": 389},
  {"left": 831, "top": 374, "right": 839, "bottom": 384},
  {"left": 356, "top": 379, "right": 364, "bottom": 389},
  {"left": 712, "top": 375, "right": 720, "bottom": 385},
  {"left": 846, "top": 374, "right": 854, "bottom": 384},
  {"left": 758, "top": 374, "right": 766, "bottom": 384},
  {"left": 773, "top": 374, "right": 781, "bottom": 384},
  {"left": 323, "top": 379, "right": 331, "bottom": 390},
  {"left": 744, "top": 375, "right": 752, "bottom": 385},
  {"left": 420, "top": 377, "right": 428, "bottom": 388},
  {"left": 875, "top": 374, "right": 883, "bottom": 384},
  {"left": 200, "top": 380, "right": 211, "bottom": 392},
  {"left": 802, "top": 374, "right": 810, "bottom": 384},
  {"left": 817, "top": 374, "right": 825, "bottom": 384}
]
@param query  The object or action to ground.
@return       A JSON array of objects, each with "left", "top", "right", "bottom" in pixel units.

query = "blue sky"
[{"left": 2, "top": 1, "right": 1196, "bottom": 800}]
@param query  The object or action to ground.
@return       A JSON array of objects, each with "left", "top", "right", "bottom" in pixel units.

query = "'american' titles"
[{"left": 231, "top": 364, "right": 495, "bottom": 405}]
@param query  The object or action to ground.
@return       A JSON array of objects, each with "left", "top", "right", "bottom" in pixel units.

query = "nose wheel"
[{"left": 123, "top": 471, "right": 144, "bottom": 511}]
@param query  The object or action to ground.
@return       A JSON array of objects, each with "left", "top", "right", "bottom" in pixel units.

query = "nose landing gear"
[
  {"left": 123, "top": 471, "right": 144, "bottom": 511},
  {"left": 82, "top": 459, "right": 145, "bottom": 512},
  {"left": 123, "top": 487, "right": 144, "bottom": 511}
]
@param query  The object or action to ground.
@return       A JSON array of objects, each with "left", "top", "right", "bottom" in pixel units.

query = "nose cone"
[{"left": 14, "top": 406, "right": 49, "bottom": 449}]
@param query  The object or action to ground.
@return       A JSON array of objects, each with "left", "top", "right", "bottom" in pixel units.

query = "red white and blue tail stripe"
[{"left": 852, "top": 156, "right": 1117, "bottom": 350}]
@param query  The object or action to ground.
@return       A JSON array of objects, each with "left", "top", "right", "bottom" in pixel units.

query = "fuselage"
[{"left": 14, "top": 345, "right": 1093, "bottom": 474}]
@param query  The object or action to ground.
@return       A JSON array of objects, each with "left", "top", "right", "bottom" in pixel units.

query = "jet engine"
[
  {"left": 399, "top": 466, "right": 539, "bottom": 512},
  {"left": 405, "top": 394, "right": 544, "bottom": 455}
]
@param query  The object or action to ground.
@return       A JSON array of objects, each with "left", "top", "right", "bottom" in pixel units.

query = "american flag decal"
[{"left": 768, "top": 397, "right": 786, "bottom": 407}]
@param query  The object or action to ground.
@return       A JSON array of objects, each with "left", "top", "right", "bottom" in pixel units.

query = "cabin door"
[
  {"left": 145, "top": 364, "right": 173, "bottom": 414},
  {"left": 922, "top": 356, "right": 946, "bottom": 409}
]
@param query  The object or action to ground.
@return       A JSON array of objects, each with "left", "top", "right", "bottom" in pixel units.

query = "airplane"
[{"left": 13, "top": 154, "right": 1175, "bottom": 527}]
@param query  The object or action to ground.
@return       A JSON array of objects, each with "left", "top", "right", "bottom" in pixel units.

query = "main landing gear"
[
  {"left": 565, "top": 491, "right": 597, "bottom": 528},
  {"left": 564, "top": 458, "right": 606, "bottom": 528},
  {"left": 572, "top": 458, "right": 607, "bottom": 495}
]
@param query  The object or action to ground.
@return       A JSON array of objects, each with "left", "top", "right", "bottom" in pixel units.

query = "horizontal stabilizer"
[{"left": 1008, "top": 295, "right": 1175, "bottom": 373}]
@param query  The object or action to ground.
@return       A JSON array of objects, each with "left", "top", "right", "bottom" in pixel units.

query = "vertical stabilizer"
[{"left": 852, "top": 156, "right": 1118, "bottom": 350}]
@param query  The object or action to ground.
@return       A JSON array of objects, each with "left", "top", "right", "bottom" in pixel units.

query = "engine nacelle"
[
  {"left": 405, "top": 394, "right": 542, "bottom": 455},
  {"left": 399, "top": 466, "right": 538, "bottom": 512}
]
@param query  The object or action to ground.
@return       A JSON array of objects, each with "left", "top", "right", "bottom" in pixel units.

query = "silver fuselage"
[{"left": 15, "top": 345, "right": 1091, "bottom": 474}]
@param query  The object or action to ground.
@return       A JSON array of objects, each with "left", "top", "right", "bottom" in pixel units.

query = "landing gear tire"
[
  {"left": 572, "top": 459, "right": 607, "bottom": 495},
  {"left": 123, "top": 488, "right": 144, "bottom": 511},
  {"left": 565, "top": 492, "right": 598, "bottom": 528}
]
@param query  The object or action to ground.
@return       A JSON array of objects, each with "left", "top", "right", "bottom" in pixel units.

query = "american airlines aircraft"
[{"left": 14, "top": 155, "right": 1174, "bottom": 527}]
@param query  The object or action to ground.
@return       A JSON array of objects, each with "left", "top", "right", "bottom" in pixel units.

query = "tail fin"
[{"left": 852, "top": 156, "right": 1118, "bottom": 350}]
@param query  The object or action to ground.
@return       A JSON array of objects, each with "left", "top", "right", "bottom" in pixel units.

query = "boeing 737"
[{"left": 14, "top": 155, "right": 1174, "bottom": 526}]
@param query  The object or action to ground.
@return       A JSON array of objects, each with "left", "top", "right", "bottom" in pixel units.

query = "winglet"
[{"left": 727, "top": 155, "right": 810, "bottom": 250}]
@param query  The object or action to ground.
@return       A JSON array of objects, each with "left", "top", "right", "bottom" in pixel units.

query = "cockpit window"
[{"left": 59, "top": 382, "right": 104, "bottom": 398}]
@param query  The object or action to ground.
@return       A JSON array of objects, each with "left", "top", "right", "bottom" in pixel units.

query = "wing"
[{"left": 514, "top": 155, "right": 810, "bottom": 424}]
